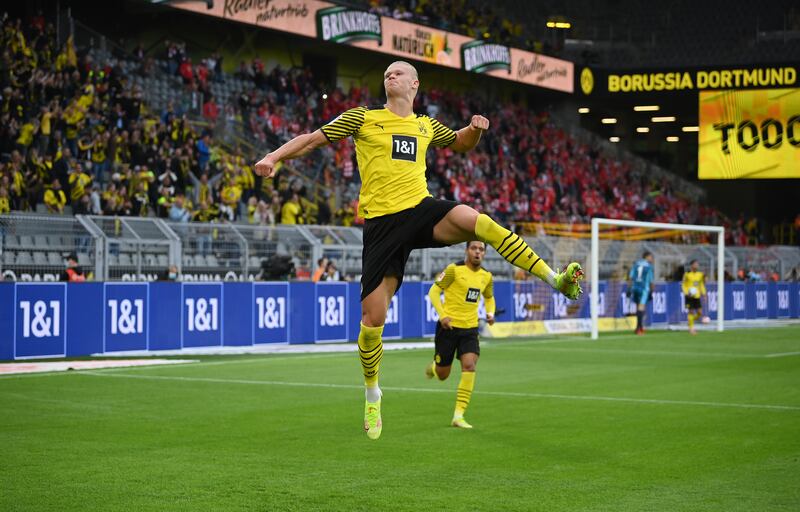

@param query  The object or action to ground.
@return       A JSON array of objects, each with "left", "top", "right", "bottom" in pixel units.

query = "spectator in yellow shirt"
[
  {"left": 43, "top": 178, "right": 67, "bottom": 213},
  {"left": 280, "top": 191, "right": 304, "bottom": 224},
  {"left": 68, "top": 165, "right": 92, "bottom": 204},
  {"left": 0, "top": 185, "right": 11, "bottom": 214}
]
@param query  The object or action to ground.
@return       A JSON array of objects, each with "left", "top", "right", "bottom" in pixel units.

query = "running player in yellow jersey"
[
  {"left": 682, "top": 259, "right": 707, "bottom": 335},
  {"left": 254, "top": 60, "right": 583, "bottom": 440},
  {"left": 426, "top": 241, "right": 495, "bottom": 429}
]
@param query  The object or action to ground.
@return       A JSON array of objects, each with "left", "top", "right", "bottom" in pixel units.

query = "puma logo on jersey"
[{"left": 376, "top": 123, "right": 385, "bottom": 130}]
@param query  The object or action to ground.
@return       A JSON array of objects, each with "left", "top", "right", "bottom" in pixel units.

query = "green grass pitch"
[{"left": 2, "top": 327, "right": 799, "bottom": 511}]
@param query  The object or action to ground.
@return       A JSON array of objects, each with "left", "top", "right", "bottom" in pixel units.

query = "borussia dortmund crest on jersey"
[{"left": 418, "top": 121, "right": 428, "bottom": 135}]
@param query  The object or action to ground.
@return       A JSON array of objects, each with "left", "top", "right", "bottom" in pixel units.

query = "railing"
[{"left": 3, "top": 213, "right": 799, "bottom": 283}]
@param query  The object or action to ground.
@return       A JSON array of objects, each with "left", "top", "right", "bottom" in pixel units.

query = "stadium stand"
[{"left": 0, "top": 9, "right": 794, "bottom": 255}]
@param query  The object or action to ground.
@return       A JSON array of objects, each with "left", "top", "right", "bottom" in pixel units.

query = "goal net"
[{"left": 589, "top": 218, "right": 726, "bottom": 339}]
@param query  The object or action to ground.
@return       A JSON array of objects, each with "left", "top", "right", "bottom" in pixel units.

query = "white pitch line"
[
  {"left": 0, "top": 353, "right": 353, "bottom": 379},
  {"left": 764, "top": 351, "right": 800, "bottom": 358},
  {"left": 79, "top": 371, "right": 800, "bottom": 412}
]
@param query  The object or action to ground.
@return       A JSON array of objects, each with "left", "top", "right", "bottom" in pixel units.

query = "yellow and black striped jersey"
[
  {"left": 429, "top": 262, "right": 495, "bottom": 329},
  {"left": 320, "top": 106, "right": 456, "bottom": 219},
  {"left": 682, "top": 271, "right": 706, "bottom": 298}
]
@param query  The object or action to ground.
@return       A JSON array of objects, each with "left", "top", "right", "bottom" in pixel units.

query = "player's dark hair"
[
  {"left": 466, "top": 240, "right": 486, "bottom": 249},
  {"left": 642, "top": 251, "right": 652, "bottom": 258},
  {"left": 689, "top": 259, "right": 698, "bottom": 265}
]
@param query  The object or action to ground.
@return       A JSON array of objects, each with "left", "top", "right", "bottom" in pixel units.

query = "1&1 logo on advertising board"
[
  {"left": 253, "top": 283, "right": 289, "bottom": 343},
  {"left": 316, "top": 282, "right": 348, "bottom": 342},
  {"left": 105, "top": 283, "right": 148, "bottom": 352},
  {"left": 317, "top": 6, "right": 382, "bottom": 44},
  {"left": 182, "top": 283, "right": 222, "bottom": 347},
  {"left": 15, "top": 283, "right": 66, "bottom": 358}
]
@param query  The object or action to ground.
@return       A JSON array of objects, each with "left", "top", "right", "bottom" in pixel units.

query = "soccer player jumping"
[{"left": 254, "top": 61, "right": 584, "bottom": 440}]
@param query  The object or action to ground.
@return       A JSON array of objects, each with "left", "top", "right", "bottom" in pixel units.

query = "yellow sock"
[
  {"left": 430, "top": 361, "right": 445, "bottom": 381},
  {"left": 475, "top": 214, "right": 556, "bottom": 286},
  {"left": 454, "top": 371, "right": 475, "bottom": 418},
  {"left": 688, "top": 313, "right": 695, "bottom": 329},
  {"left": 358, "top": 323, "right": 383, "bottom": 388}
]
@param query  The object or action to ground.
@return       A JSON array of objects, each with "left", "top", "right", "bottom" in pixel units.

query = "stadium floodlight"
[
  {"left": 578, "top": 107, "right": 590, "bottom": 114},
  {"left": 666, "top": 136, "right": 679, "bottom": 142},
  {"left": 634, "top": 105, "right": 660, "bottom": 111},
  {"left": 589, "top": 218, "right": 725, "bottom": 340},
  {"left": 609, "top": 136, "right": 620, "bottom": 142},
  {"left": 601, "top": 118, "right": 617, "bottom": 124},
  {"left": 636, "top": 127, "right": 650, "bottom": 133},
  {"left": 652, "top": 116, "right": 676, "bottom": 122},
  {"left": 682, "top": 126, "right": 699, "bottom": 132}
]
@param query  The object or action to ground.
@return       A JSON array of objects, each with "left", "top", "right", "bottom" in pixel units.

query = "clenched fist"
[
  {"left": 470, "top": 115, "right": 490, "bottom": 131},
  {"left": 254, "top": 154, "right": 278, "bottom": 178}
]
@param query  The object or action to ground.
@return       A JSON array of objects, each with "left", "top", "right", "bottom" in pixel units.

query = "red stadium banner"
[{"left": 169, "top": 0, "right": 574, "bottom": 93}]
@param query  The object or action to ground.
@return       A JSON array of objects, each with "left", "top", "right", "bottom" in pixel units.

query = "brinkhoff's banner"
[{"left": 169, "top": 0, "right": 573, "bottom": 93}]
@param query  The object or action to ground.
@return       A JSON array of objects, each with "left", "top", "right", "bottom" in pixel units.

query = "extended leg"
[{"left": 433, "top": 205, "right": 583, "bottom": 299}]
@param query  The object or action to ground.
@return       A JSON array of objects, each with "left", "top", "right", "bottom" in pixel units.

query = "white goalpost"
[{"left": 590, "top": 218, "right": 725, "bottom": 340}]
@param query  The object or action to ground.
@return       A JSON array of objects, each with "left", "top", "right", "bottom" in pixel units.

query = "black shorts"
[
  {"left": 685, "top": 296, "right": 702, "bottom": 310},
  {"left": 361, "top": 197, "right": 458, "bottom": 301},
  {"left": 434, "top": 323, "right": 480, "bottom": 367}
]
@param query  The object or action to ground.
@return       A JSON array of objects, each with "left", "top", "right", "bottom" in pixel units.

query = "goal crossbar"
[{"left": 590, "top": 217, "right": 725, "bottom": 339}]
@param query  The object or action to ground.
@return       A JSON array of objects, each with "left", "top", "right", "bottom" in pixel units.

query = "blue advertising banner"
[
  {"left": 252, "top": 282, "right": 289, "bottom": 344},
  {"left": 66, "top": 283, "right": 103, "bottom": 357},
  {"left": 104, "top": 283, "right": 148, "bottom": 352},
  {"left": 315, "top": 282, "right": 348, "bottom": 342},
  {"left": 729, "top": 282, "right": 746, "bottom": 320},
  {"left": 400, "top": 282, "right": 423, "bottom": 339},
  {"left": 14, "top": 283, "right": 66, "bottom": 359},
  {"left": 649, "top": 283, "right": 669, "bottom": 324},
  {"left": 422, "top": 281, "right": 438, "bottom": 336},
  {"left": 706, "top": 283, "right": 719, "bottom": 321},
  {"left": 0, "top": 284, "right": 15, "bottom": 360},
  {"left": 182, "top": 283, "right": 222, "bottom": 348},
  {"left": 149, "top": 282, "right": 181, "bottom": 351},
  {"left": 223, "top": 282, "right": 254, "bottom": 346},
  {"left": 751, "top": 282, "right": 769, "bottom": 319},
  {"left": 1, "top": 280, "right": 799, "bottom": 361},
  {"left": 774, "top": 283, "right": 790, "bottom": 318}
]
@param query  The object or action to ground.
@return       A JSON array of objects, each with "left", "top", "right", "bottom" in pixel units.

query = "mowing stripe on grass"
[
  {"left": 79, "top": 371, "right": 800, "bottom": 412},
  {"left": 764, "top": 351, "right": 800, "bottom": 358}
]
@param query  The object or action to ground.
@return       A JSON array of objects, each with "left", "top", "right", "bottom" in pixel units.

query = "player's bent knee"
[
  {"left": 361, "top": 302, "right": 386, "bottom": 327},
  {"left": 435, "top": 366, "right": 451, "bottom": 380}
]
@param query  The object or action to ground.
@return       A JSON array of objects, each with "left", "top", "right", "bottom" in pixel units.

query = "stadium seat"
[
  {"left": 205, "top": 254, "right": 218, "bottom": 267},
  {"left": 2, "top": 252, "right": 14, "bottom": 265},
  {"left": 15, "top": 252, "right": 33, "bottom": 265},
  {"left": 78, "top": 253, "right": 91, "bottom": 267},
  {"left": 47, "top": 252, "right": 62, "bottom": 266},
  {"left": 183, "top": 255, "right": 195, "bottom": 267},
  {"left": 33, "top": 252, "right": 48, "bottom": 265},
  {"left": 157, "top": 254, "right": 169, "bottom": 267}
]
